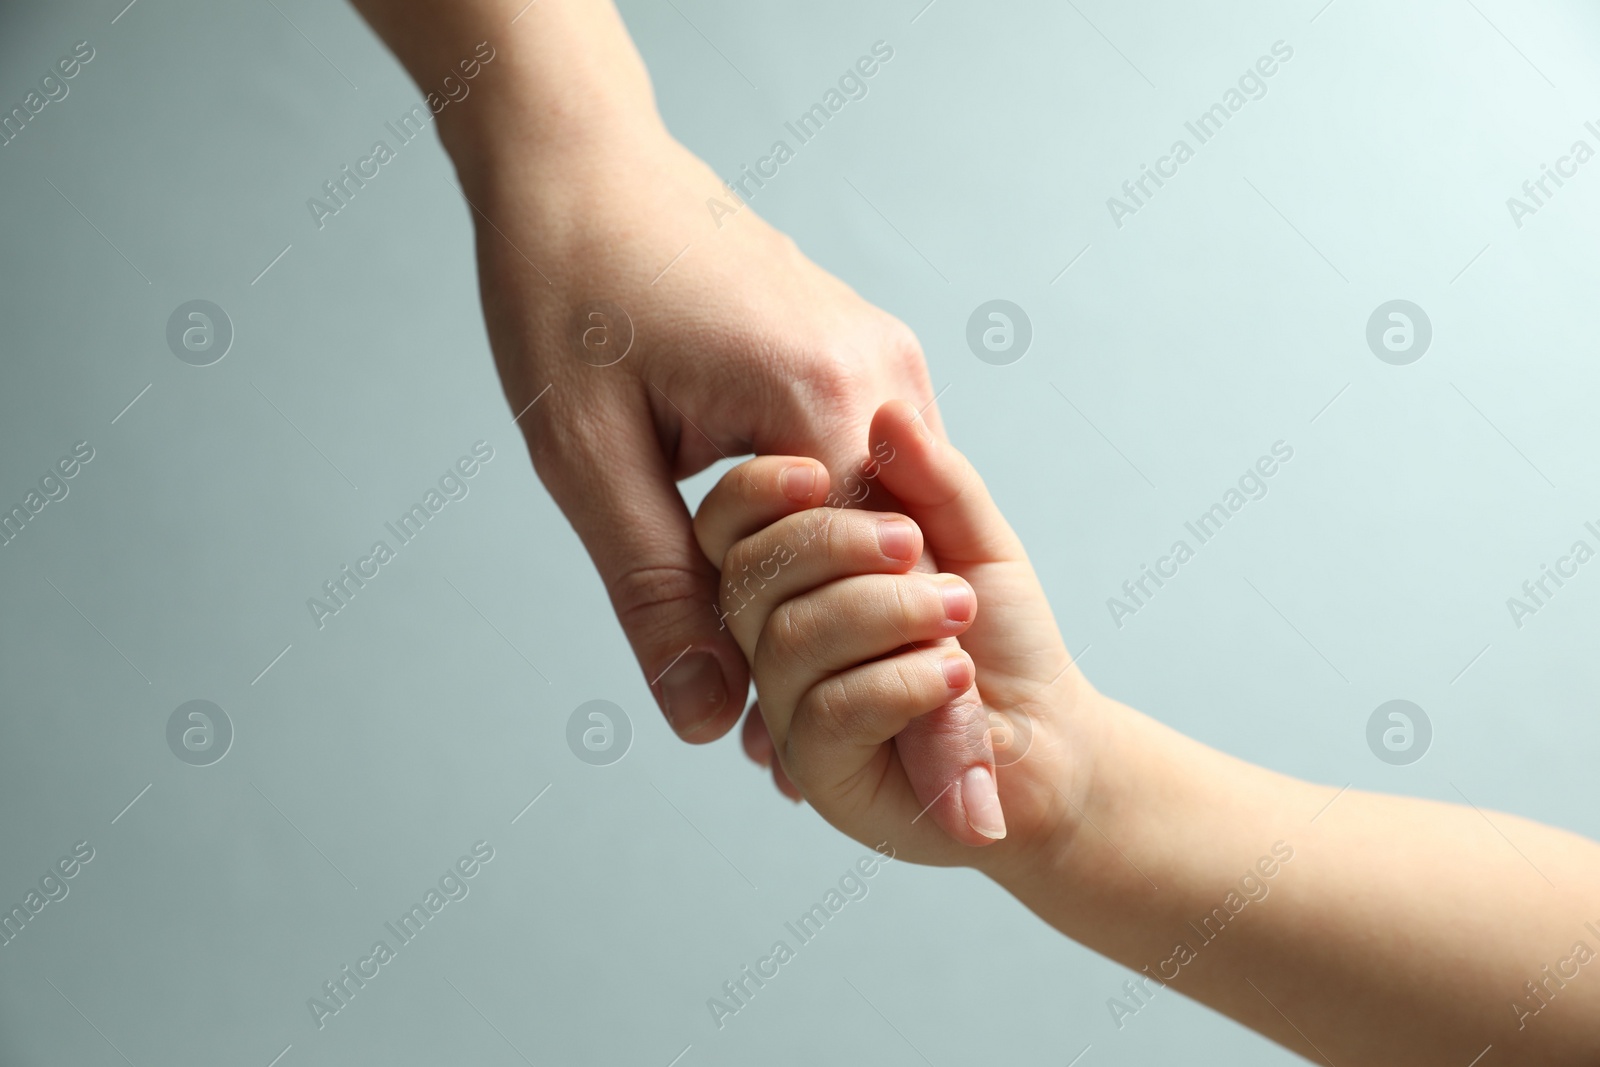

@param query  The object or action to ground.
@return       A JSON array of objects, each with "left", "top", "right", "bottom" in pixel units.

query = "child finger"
[
  {"left": 717, "top": 507, "right": 925, "bottom": 659},
  {"left": 751, "top": 571, "right": 974, "bottom": 747},
  {"left": 868, "top": 400, "right": 1027, "bottom": 566},
  {"left": 693, "top": 455, "right": 829, "bottom": 569},
  {"left": 742, "top": 700, "right": 774, "bottom": 768},
  {"left": 785, "top": 645, "right": 976, "bottom": 792}
]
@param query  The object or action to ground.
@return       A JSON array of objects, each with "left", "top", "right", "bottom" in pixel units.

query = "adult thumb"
[{"left": 527, "top": 385, "right": 748, "bottom": 742}]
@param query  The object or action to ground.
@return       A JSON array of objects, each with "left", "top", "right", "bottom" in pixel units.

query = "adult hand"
[
  {"left": 469, "top": 123, "right": 942, "bottom": 743},
  {"left": 350, "top": 0, "right": 1000, "bottom": 841}
]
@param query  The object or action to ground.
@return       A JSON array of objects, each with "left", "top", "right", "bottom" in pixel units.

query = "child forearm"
[
  {"left": 688, "top": 409, "right": 1600, "bottom": 1063},
  {"left": 992, "top": 693, "right": 1600, "bottom": 1064}
]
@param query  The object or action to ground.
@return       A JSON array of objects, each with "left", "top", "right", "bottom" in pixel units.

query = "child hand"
[{"left": 693, "top": 400, "right": 1100, "bottom": 870}]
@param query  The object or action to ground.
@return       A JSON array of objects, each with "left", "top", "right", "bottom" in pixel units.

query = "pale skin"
[
  {"left": 349, "top": 0, "right": 1004, "bottom": 846},
  {"left": 349, "top": 2, "right": 1600, "bottom": 1059},
  {"left": 693, "top": 400, "right": 1600, "bottom": 1065}
]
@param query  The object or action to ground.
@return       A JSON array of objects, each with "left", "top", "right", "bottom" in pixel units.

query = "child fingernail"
[
  {"left": 941, "top": 579, "right": 973, "bottom": 622},
  {"left": 942, "top": 653, "right": 973, "bottom": 690},
  {"left": 962, "top": 765, "right": 1007, "bottom": 840},
  {"left": 781, "top": 464, "right": 815, "bottom": 503},
  {"left": 878, "top": 519, "right": 917, "bottom": 562}
]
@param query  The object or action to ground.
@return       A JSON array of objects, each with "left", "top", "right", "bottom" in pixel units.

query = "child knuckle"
[
  {"left": 761, "top": 601, "right": 815, "bottom": 670},
  {"left": 802, "top": 680, "right": 855, "bottom": 749}
]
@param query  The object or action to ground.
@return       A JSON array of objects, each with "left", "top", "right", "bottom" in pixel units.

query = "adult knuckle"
[
  {"left": 782, "top": 349, "right": 864, "bottom": 430},
  {"left": 524, "top": 409, "right": 609, "bottom": 502},
  {"left": 608, "top": 562, "right": 710, "bottom": 628},
  {"left": 879, "top": 318, "right": 936, "bottom": 402},
  {"left": 885, "top": 318, "right": 926, "bottom": 369}
]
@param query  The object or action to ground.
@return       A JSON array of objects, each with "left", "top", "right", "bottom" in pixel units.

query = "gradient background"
[{"left": 3, "top": 1, "right": 1599, "bottom": 1064}]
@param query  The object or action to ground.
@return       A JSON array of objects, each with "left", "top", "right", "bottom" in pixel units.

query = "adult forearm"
[
  {"left": 1002, "top": 696, "right": 1600, "bottom": 1063},
  {"left": 348, "top": 0, "right": 664, "bottom": 179}
]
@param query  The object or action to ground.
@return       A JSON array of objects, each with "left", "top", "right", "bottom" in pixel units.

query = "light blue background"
[{"left": 3, "top": 1, "right": 1598, "bottom": 1063}]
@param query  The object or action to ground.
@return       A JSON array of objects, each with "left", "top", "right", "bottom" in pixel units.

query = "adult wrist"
[
  {"left": 436, "top": 56, "right": 667, "bottom": 194},
  {"left": 352, "top": 0, "right": 668, "bottom": 196}
]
